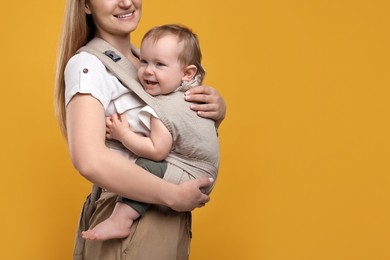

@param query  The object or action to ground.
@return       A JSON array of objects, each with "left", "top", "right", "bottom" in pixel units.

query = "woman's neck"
[{"left": 95, "top": 33, "right": 134, "bottom": 60}]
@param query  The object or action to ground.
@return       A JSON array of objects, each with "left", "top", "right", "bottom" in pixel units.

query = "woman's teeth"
[{"left": 116, "top": 12, "right": 133, "bottom": 18}]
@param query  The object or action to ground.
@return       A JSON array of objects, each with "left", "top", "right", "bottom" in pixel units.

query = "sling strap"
[{"left": 78, "top": 37, "right": 172, "bottom": 133}]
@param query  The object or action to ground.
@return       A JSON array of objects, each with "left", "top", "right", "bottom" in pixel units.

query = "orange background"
[{"left": 0, "top": 0, "right": 389, "bottom": 259}]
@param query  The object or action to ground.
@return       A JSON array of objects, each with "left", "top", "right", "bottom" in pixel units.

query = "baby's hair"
[{"left": 141, "top": 24, "right": 205, "bottom": 83}]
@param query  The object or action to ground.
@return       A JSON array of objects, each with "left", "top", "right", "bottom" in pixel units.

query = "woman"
[{"left": 54, "top": 0, "right": 226, "bottom": 259}]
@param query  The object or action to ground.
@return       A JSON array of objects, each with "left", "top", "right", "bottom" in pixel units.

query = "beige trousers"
[{"left": 73, "top": 163, "right": 193, "bottom": 260}]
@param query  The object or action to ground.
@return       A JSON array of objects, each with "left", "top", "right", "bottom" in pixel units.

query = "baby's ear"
[{"left": 182, "top": 65, "right": 197, "bottom": 81}]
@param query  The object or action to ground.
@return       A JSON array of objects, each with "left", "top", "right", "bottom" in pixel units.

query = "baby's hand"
[{"left": 106, "top": 113, "right": 131, "bottom": 141}]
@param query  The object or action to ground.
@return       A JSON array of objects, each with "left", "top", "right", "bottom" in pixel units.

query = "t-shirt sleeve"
[
  {"left": 138, "top": 105, "right": 160, "bottom": 130},
  {"left": 64, "top": 52, "right": 113, "bottom": 109}
]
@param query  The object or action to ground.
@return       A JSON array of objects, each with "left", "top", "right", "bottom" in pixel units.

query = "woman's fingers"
[
  {"left": 196, "top": 177, "right": 214, "bottom": 190},
  {"left": 185, "top": 85, "right": 226, "bottom": 122},
  {"left": 185, "top": 85, "right": 215, "bottom": 104},
  {"left": 172, "top": 177, "right": 214, "bottom": 212}
]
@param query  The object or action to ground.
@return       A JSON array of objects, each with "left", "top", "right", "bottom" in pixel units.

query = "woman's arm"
[
  {"left": 184, "top": 85, "right": 226, "bottom": 127},
  {"left": 66, "top": 94, "right": 211, "bottom": 211}
]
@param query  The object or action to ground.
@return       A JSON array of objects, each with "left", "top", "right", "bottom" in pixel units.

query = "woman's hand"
[
  {"left": 185, "top": 85, "right": 226, "bottom": 127},
  {"left": 167, "top": 177, "right": 214, "bottom": 212}
]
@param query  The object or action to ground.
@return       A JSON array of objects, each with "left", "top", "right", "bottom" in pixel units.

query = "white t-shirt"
[{"left": 64, "top": 51, "right": 155, "bottom": 161}]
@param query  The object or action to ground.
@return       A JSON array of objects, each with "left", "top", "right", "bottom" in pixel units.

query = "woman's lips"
[{"left": 114, "top": 11, "right": 134, "bottom": 19}]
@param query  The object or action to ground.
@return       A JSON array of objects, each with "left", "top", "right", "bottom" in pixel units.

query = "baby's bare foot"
[{"left": 82, "top": 218, "right": 133, "bottom": 241}]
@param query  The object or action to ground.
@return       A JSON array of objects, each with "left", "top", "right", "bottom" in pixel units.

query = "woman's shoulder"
[
  {"left": 64, "top": 51, "right": 116, "bottom": 109},
  {"left": 66, "top": 51, "right": 106, "bottom": 72}
]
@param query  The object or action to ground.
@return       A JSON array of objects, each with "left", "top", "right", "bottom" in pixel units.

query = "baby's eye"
[
  {"left": 156, "top": 62, "right": 166, "bottom": 67},
  {"left": 140, "top": 59, "right": 148, "bottom": 65}
]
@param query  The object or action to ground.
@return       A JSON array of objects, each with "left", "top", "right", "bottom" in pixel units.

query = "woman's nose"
[{"left": 119, "top": 0, "right": 132, "bottom": 8}]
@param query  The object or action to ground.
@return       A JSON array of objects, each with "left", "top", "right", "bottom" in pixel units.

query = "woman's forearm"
[
  {"left": 79, "top": 145, "right": 214, "bottom": 211},
  {"left": 74, "top": 144, "right": 211, "bottom": 211}
]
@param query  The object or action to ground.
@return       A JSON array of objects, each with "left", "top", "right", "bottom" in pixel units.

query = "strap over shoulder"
[
  {"left": 77, "top": 38, "right": 155, "bottom": 107},
  {"left": 77, "top": 37, "right": 173, "bottom": 134}
]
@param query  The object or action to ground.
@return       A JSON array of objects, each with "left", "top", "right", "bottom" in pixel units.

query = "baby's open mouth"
[{"left": 145, "top": 80, "right": 158, "bottom": 85}]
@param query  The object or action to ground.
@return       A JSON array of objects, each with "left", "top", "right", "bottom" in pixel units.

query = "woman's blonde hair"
[
  {"left": 54, "top": 0, "right": 95, "bottom": 136},
  {"left": 142, "top": 24, "right": 206, "bottom": 83}
]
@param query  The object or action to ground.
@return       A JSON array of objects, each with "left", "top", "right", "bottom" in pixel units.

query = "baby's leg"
[
  {"left": 83, "top": 159, "right": 167, "bottom": 241},
  {"left": 82, "top": 202, "right": 140, "bottom": 241}
]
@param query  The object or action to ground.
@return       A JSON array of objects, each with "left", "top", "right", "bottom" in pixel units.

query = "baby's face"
[{"left": 138, "top": 35, "right": 184, "bottom": 96}]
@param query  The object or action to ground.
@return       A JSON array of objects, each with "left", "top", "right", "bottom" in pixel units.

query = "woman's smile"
[{"left": 114, "top": 10, "right": 135, "bottom": 19}]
